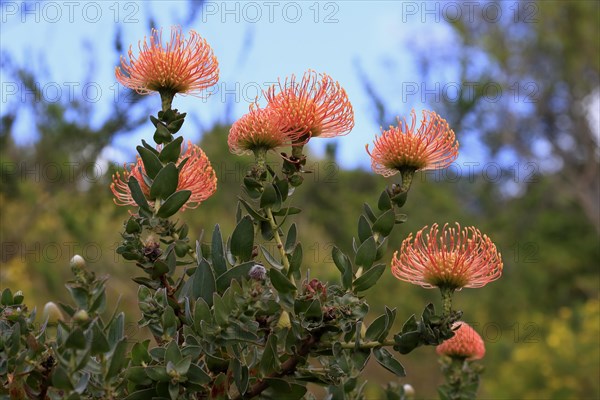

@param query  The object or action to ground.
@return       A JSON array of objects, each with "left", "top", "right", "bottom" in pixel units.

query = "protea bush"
[{"left": 0, "top": 27, "right": 501, "bottom": 400}]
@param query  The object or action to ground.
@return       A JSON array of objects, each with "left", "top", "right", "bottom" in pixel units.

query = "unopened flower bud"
[
  {"left": 42, "top": 302, "right": 63, "bottom": 325},
  {"left": 249, "top": 264, "right": 266, "bottom": 281},
  {"left": 403, "top": 384, "right": 415, "bottom": 398},
  {"left": 73, "top": 310, "right": 89, "bottom": 323},
  {"left": 70, "top": 255, "right": 86, "bottom": 269},
  {"left": 277, "top": 311, "right": 291, "bottom": 329}
]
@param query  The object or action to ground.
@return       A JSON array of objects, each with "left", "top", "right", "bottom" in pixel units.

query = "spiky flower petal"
[
  {"left": 265, "top": 70, "right": 354, "bottom": 140},
  {"left": 116, "top": 26, "right": 219, "bottom": 96},
  {"left": 228, "top": 103, "right": 288, "bottom": 155},
  {"left": 366, "top": 110, "right": 458, "bottom": 177},
  {"left": 391, "top": 223, "right": 502, "bottom": 290}
]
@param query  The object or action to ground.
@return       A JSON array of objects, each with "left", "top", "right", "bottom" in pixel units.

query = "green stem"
[
  {"left": 253, "top": 147, "right": 268, "bottom": 178},
  {"left": 324, "top": 339, "right": 396, "bottom": 349},
  {"left": 400, "top": 168, "right": 416, "bottom": 193},
  {"left": 265, "top": 208, "right": 293, "bottom": 282},
  {"left": 291, "top": 143, "right": 304, "bottom": 159},
  {"left": 160, "top": 91, "right": 175, "bottom": 112},
  {"left": 441, "top": 287, "right": 455, "bottom": 317}
]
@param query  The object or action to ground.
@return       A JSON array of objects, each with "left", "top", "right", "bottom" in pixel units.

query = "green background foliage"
[{"left": 1, "top": 1, "right": 599, "bottom": 398}]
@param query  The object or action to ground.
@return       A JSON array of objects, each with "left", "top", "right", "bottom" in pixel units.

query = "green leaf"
[
  {"left": 260, "top": 245, "right": 283, "bottom": 269},
  {"left": 274, "top": 177, "right": 289, "bottom": 202},
  {"left": 167, "top": 118, "right": 185, "bottom": 134},
  {"left": 151, "top": 260, "right": 170, "bottom": 279},
  {"left": 187, "top": 363, "right": 211, "bottom": 385},
  {"left": 51, "top": 366, "right": 74, "bottom": 390},
  {"left": 332, "top": 246, "right": 353, "bottom": 290},
  {"left": 230, "top": 216, "right": 254, "bottom": 262},
  {"left": 162, "top": 306, "right": 177, "bottom": 333},
  {"left": 422, "top": 303, "right": 436, "bottom": 324},
  {"left": 365, "top": 314, "right": 388, "bottom": 342},
  {"left": 156, "top": 190, "right": 191, "bottom": 218},
  {"left": 401, "top": 314, "right": 418, "bottom": 334},
  {"left": 191, "top": 258, "right": 216, "bottom": 306},
  {"left": 174, "top": 356, "right": 192, "bottom": 375},
  {"left": 378, "top": 190, "right": 392, "bottom": 211},
  {"left": 263, "top": 378, "right": 307, "bottom": 399},
  {"left": 106, "top": 339, "right": 128, "bottom": 380},
  {"left": 259, "top": 334, "right": 280, "bottom": 375},
  {"left": 232, "top": 358, "right": 249, "bottom": 395},
  {"left": 285, "top": 223, "right": 297, "bottom": 254},
  {"left": 159, "top": 136, "right": 183, "bottom": 163},
  {"left": 215, "top": 262, "right": 254, "bottom": 292},
  {"left": 260, "top": 183, "right": 280, "bottom": 209},
  {"left": 363, "top": 203, "right": 377, "bottom": 223},
  {"left": 164, "top": 341, "right": 182, "bottom": 364},
  {"left": 90, "top": 323, "right": 110, "bottom": 355},
  {"left": 126, "top": 366, "right": 150, "bottom": 384},
  {"left": 0, "top": 288, "right": 12, "bottom": 306},
  {"left": 272, "top": 207, "right": 302, "bottom": 216},
  {"left": 142, "top": 138, "right": 159, "bottom": 153},
  {"left": 357, "top": 215, "right": 372, "bottom": 244},
  {"left": 124, "top": 389, "right": 157, "bottom": 400},
  {"left": 393, "top": 331, "right": 421, "bottom": 354},
  {"left": 355, "top": 237, "right": 377, "bottom": 268},
  {"left": 155, "top": 122, "right": 173, "bottom": 144},
  {"left": 150, "top": 162, "right": 179, "bottom": 200},
  {"left": 259, "top": 219, "right": 273, "bottom": 241},
  {"left": 373, "top": 347, "right": 406, "bottom": 377},
  {"left": 211, "top": 225, "right": 227, "bottom": 277},
  {"left": 391, "top": 191, "right": 408, "bottom": 207},
  {"left": 131, "top": 340, "right": 152, "bottom": 366},
  {"left": 238, "top": 198, "right": 268, "bottom": 221},
  {"left": 145, "top": 366, "right": 170, "bottom": 382},
  {"left": 127, "top": 176, "right": 150, "bottom": 210},
  {"left": 372, "top": 209, "right": 395, "bottom": 237},
  {"left": 136, "top": 145, "right": 163, "bottom": 179},
  {"left": 269, "top": 269, "right": 296, "bottom": 293},
  {"left": 193, "top": 298, "right": 212, "bottom": 332},
  {"left": 288, "top": 243, "right": 303, "bottom": 280},
  {"left": 65, "top": 328, "right": 86, "bottom": 350},
  {"left": 353, "top": 264, "right": 386, "bottom": 292},
  {"left": 212, "top": 294, "right": 229, "bottom": 326}
]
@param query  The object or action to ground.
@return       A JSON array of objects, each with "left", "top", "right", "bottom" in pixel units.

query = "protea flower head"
[
  {"left": 391, "top": 223, "right": 502, "bottom": 290},
  {"left": 115, "top": 26, "right": 219, "bottom": 97},
  {"left": 228, "top": 102, "right": 289, "bottom": 155},
  {"left": 436, "top": 322, "right": 486, "bottom": 360},
  {"left": 111, "top": 141, "right": 217, "bottom": 211},
  {"left": 265, "top": 70, "right": 354, "bottom": 141},
  {"left": 366, "top": 109, "right": 458, "bottom": 177}
]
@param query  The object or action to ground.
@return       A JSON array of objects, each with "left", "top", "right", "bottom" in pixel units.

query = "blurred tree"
[{"left": 360, "top": 0, "right": 600, "bottom": 232}]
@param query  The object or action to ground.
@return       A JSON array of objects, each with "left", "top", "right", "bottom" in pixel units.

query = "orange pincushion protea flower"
[
  {"left": 115, "top": 27, "right": 219, "bottom": 96},
  {"left": 436, "top": 322, "right": 485, "bottom": 360},
  {"left": 228, "top": 103, "right": 288, "bottom": 155},
  {"left": 366, "top": 110, "right": 458, "bottom": 177},
  {"left": 391, "top": 223, "right": 502, "bottom": 290},
  {"left": 111, "top": 141, "right": 217, "bottom": 211},
  {"left": 265, "top": 70, "right": 354, "bottom": 140}
]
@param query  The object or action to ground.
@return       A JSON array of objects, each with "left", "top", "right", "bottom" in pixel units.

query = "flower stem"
[
  {"left": 160, "top": 91, "right": 175, "bottom": 112},
  {"left": 265, "top": 207, "right": 294, "bottom": 283},
  {"left": 440, "top": 287, "right": 455, "bottom": 317},
  {"left": 400, "top": 168, "right": 416, "bottom": 193},
  {"left": 322, "top": 339, "right": 396, "bottom": 350},
  {"left": 253, "top": 148, "right": 268, "bottom": 178}
]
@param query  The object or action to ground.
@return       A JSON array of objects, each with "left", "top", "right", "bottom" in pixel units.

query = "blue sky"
[{"left": 1, "top": 1, "right": 495, "bottom": 170}]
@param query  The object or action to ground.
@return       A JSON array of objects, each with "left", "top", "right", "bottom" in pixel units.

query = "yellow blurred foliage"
[{"left": 487, "top": 300, "right": 599, "bottom": 399}]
